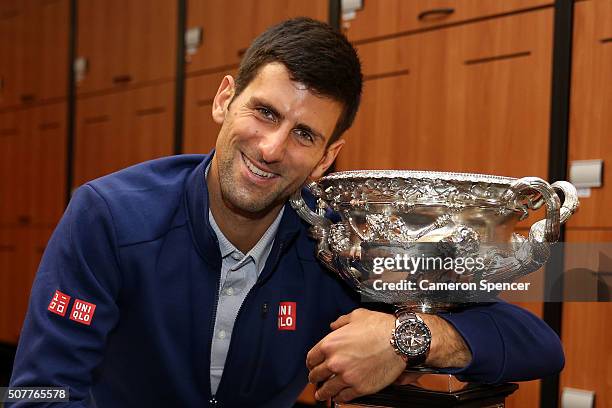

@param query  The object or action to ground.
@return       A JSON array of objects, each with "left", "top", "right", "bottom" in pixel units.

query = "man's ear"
[
  {"left": 212, "top": 75, "right": 235, "bottom": 124},
  {"left": 308, "top": 139, "right": 346, "bottom": 180}
]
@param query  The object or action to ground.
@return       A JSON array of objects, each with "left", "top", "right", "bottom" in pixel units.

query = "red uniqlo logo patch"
[
  {"left": 69, "top": 299, "right": 97, "bottom": 326},
  {"left": 47, "top": 290, "right": 71, "bottom": 317},
  {"left": 278, "top": 301, "right": 296, "bottom": 331}
]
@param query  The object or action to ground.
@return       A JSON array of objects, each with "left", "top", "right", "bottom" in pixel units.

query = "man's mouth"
[{"left": 241, "top": 153, "right": 278, "bottom": 179}]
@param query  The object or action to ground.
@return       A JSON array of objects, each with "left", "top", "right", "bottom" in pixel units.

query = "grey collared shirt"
[{"left": 206, "top": 164, "right": 284, "bottom": 394}]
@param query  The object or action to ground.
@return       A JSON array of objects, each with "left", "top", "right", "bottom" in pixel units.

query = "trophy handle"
[
  {"left": 502, "top": 177, "right": 578, "bottom": 243},
  {"left": 290, "top": 182, "right": 332, "bottom": 231},
  {"left": 552, "top": 181, "right": 580, "bottom": 225},
  {"left": 290, "top": 183, "right": 336, "bottom": 269}
]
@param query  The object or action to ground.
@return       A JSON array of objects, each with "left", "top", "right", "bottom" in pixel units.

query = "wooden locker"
[
  {"left": 11, "top": 227, "right": 53, "bottom": 340},
  {"left": 76, "top": 0, "right": 177, "bottom": 95},
  {"left": 185, "top": 0, "right": 328, "bottom": 74},
  {"left": 183, "top": 71, "right": 231, "bottom": 154},
  {"left": 0, "top": 109, "right": 27, "bottom": 226},
  {"left": 0, "top": 227, "right": 19, "bottom": 343},
  {"left": 561, "top": 229, "right": 612, "bottom": 407},
  {"left": 342, "top": 0, "right": 553, "bottom": 43},
  {"left": 0, "top": 0, "right": 25, "bottom": 109},
  {"left": 22, "top": 102, "right": 67, "bottom": 227},
  {"left": 24, "top": 0, "right": 70, "bottom": 103},
  {"left": 567, "top": 0, "right": 612, "bottom": 228},
  {"left": 336, "top": 8, "right": 553, "bottom": 180},
  {"left": 0, "top": 0, "right": 68, "bottom": 107},
  {"left": 74, "top": 83, "right": 175, "bottom": 187},
  {"left": 0, "top": 226, "right": 52, "bottom": 343}
]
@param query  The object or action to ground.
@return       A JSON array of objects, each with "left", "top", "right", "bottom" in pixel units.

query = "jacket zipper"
[{"left": 213, "top": 241, "right": 285, "bottom": 400}]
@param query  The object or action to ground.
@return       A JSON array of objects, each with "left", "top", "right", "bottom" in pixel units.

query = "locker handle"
[
  {"left": 20, "top": 93, "right": 35, "bottom": 103},
  {"left": 17, "top": 215, "right": 31, "bottom": 225},
  {"left": 0, "top": 244, "right": 16, "bottom": 252},
  {"left": 417, "top": 8, "right": 455, "bottom": 21},
  {"left": 113, "top": 75, "right": 132, "bottom": 84}
]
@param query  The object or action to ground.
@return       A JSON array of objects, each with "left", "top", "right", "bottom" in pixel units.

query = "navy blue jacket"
[{"left": 9, "top": 154, "right": 564, "bottom": 407}]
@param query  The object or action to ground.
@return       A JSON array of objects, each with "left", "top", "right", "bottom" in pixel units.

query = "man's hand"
[
  {"left": 306, "top": 309, "right": 404, "bottom": 402},
  {"left": 306, "top": 309, "right": 472, "bottom": 403}
]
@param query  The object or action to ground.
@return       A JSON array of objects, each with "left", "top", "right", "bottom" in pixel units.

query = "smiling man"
[{"left": 9, "top": 18, "right": 563, "bottom": 407}]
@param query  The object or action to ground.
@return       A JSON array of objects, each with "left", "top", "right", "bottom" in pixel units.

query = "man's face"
[{"left": 210, "top": 62, "right": 345, "bottom": 215}]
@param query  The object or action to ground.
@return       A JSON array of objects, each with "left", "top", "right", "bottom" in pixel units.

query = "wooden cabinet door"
[
  {"left": 567, "top": 0, "right": 612, "bottom": 228},
  {"left": 24, "top": 0, "right": 70, "bottom": 103},
  {"left": 343, "top": 0, "right": 553, "bottom": 43},
  {"left": 0, "top": 226, "right": 52, "bottom": 343},
  {"left": 0, "top": 1, "right": 25, "bottom": 109},
  {"left": 76, "top": 0, "right": 177, "bottom": 95},
  {"left": 22, "top": 103, "right": 67, "bottom": 226},
  {"left": 74, "top": 83, "right": 175, "bottom": 187},
  {"left": 337, "top": 9, "right": 553, "bottom": 180},
  {"left": 0, "top": 0, "right": 68, "bottom": 107},
  {"left": 183, "top": 71, "right": 229, "bottom": 153},
  {"left": 0, "top": 227, "right": 20, "bottom": 343},
  {"left": 0, "top": 110, "right": 27, "bottom": 226},
  {"left": 561, "top": 229, "right": 612, "bottom": 407},
  {"left": 185, "top": 0, "right": 328, "bottom": 74}
]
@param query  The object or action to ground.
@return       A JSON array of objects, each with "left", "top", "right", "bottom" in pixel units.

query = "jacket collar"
[{"left": 184, "top": 152, "right": 303, "bottom": 267}]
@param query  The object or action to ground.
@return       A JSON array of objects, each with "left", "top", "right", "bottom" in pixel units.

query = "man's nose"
[{"left": 258, "top": 126, "right": 290, "bottom": 163}]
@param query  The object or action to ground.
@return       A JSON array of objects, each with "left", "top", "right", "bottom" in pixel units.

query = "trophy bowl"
[{"left": 291, "top": 170, "right": 579, "bottom": 313}]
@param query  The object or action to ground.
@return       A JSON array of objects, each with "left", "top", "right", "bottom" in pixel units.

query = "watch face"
[{"left": 395, "top": 320, "right": 431, "bottom": 357}]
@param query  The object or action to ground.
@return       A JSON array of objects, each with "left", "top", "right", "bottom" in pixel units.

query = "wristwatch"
[{"left": 390, "top": 311, "right": 432, "bottom": 367}]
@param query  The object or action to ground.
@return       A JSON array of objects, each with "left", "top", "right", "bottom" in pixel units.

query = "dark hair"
[{"left": 234, "top": 17, "right": 363, "bottom": 144}]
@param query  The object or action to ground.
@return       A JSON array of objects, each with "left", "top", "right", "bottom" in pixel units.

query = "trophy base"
[{"left": 333, "top": 373, "right": 518, "bottom": 408}]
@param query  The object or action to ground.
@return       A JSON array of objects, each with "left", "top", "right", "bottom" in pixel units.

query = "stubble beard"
[{"left": 216, "top": 152, "right": 288, "bottom": 216}]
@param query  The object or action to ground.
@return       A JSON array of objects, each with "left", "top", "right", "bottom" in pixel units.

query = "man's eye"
[
  {"left": 294, "top": 129, "right": 314, "bottom": 145},
  {"left": 257, "top": 107, "right": 276, "bottom": 122}
]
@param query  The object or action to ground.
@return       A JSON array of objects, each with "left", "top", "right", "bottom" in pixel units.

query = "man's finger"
[
  {"left": 330, "top": 313, "right": 351, "bottom": 330},
  {"left": 314, "top": 375, "right": 349, "bottom": 401},
  {"left": 308, "top": 362, "right": 335, "bottom": 384},
  {"left": 306, "top": 342, "right": 325, "bottom": 370}
]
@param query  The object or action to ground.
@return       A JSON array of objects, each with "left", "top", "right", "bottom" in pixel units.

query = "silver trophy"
[{"left": 290, "top": 170, "right": 579, "bottom": 312}]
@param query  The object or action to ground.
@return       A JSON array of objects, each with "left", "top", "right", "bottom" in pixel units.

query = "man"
[{"left": 10, "top": 18, "right": 563, "bottom": 407}]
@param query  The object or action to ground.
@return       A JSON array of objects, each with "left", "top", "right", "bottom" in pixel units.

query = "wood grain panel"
[
  {"left": 337, "top": 9, "right": 553, "bottom": 179},
  {"left": 28, "top": 0, "right": 70, "bottom": 103},
  {"left": 0, "top": 110, "right": 26, "bottom": 226},
  {"left": 0, "top": 227, "right": 19, "bottom": 343},
  {"left": 185, "top": 0, "right": 328, "bottom": 74},
  {"left": 561, "top": 229, "right": 612, "bottom": 407},
  {"left": 343, "top": 0, "right": 553, "bottom": 43},
  {"left": 0, "top": 0, "right": 25, "bottom": 109},
  {"left": 0, "top": 0, "right": 68, "bottom": 107},
  {"left": 183, "top": 71, "right": 232, "bottom": 154},
  {"left": 22, "top": 102, "right": 67, "bottom": 226},
  {"left": 0, "top": 227, "right": 52, "bottom": 342},
  {"left": 76, "top": 0, "right": 177, "bottom": 95},
  {"left": 74, "top": 83, "right": 175, "bottom": 187},
  {"left": 567, "top": 0, "right": 612, "bottom": 228}
]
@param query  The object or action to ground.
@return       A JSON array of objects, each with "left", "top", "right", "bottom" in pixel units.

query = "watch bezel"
[{"left": 393, "top": 319, "right": 432, "bottom": 357}]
